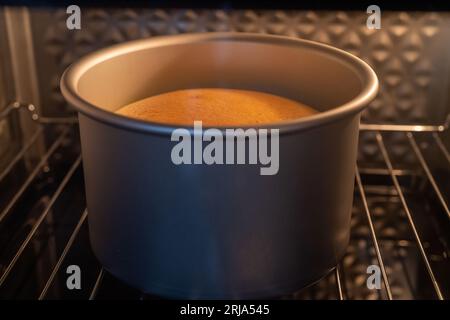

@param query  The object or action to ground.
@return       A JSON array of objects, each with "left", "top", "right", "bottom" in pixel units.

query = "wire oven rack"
[{"left": 0, "top": 102, "right": 449, "bottom": 300}]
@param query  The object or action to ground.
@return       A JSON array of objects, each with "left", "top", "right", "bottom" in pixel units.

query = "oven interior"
[{"left": 0, "top": 6, "right": 449, "bottom": 300}]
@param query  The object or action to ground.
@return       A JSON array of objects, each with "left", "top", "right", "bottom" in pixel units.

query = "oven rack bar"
[
  {"left": 375, "top": 132, "right": 444, "bottom": 300},
  {"left": 0, "top": 101, "right": 78, "bottom": 124},
  {"left": 38, "top": 209, "right": 88, "bottom": 300},
  {"left": 0, "top": 126, "right": 44, "bottom": 182},
  {"left": 0, "top": 155, "right": 82, "bottom": 287},
  {"left": 355, "top": 169, "right": 393, "bottom": 300},
  {"left": 89, "top": 268, "right": 105, "bottom": 300},
  {"left": 0, "top": 127, "right": 70, "bottom": 225},
  {"left": 432, "top": 133, "right": 450, "bottom": 164},
  {"left": 359, "top": 124, "right": 448, "bottom": 132},
  {"left": 407, "top": 133, "right": 450, "bottom": 219},
  {"left": 335, "top": 265, "right": 344, "bottom": 300},
  {"left": 0, "top": 112, "right": 449, "bottom": 299}
]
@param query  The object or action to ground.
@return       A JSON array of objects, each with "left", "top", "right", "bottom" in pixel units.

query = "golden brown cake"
[{"left": 116, "top": 88, "right": 317, "bottom": 126}]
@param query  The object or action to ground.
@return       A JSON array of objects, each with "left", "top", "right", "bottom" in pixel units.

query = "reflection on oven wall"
[
  {"left": 23, "top": 9, "right": 450, "bottom": 125},
  {"left": 0, "top": 10, "right": 16, "bottom": 171}
]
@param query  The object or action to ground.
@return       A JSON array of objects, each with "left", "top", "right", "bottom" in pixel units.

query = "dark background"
[{"left": 0, "top": 0, "right": 449, "bottom": 11}]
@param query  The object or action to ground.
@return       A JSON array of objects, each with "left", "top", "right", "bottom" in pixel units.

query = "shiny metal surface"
[
  {"left": 61, "top": 33, "right": 377, "bottom": 298},
  {"left": 360, "top": 123, "right": 448, "bottom": 132}
]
